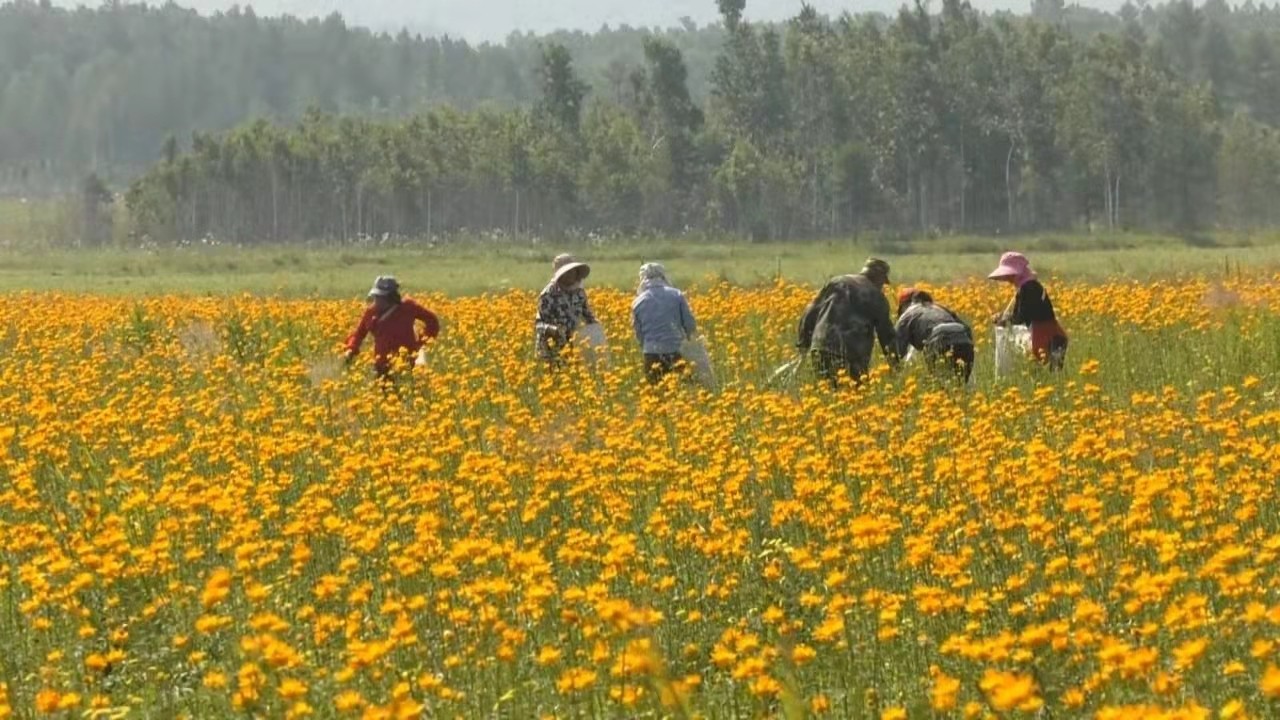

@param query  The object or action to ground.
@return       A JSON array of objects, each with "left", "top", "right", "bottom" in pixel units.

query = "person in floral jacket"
[{"left": 535, "top": 256, "right": 596, "bottom": 365}]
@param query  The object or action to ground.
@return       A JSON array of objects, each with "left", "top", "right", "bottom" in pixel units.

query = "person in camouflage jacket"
[{"left": 796, "top": 258, "right": 899, "bottom": 385}]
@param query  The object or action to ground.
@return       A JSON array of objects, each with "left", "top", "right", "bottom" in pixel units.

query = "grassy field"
[
  {"left": 0, "top": 232, "right": 1277, "bottom": 295},
  {"left": 1, "top": 277, "right": 1279, "bottom": 717},
  {"left": 2, "top": 235, "right": 1280, "bottom": 717}
]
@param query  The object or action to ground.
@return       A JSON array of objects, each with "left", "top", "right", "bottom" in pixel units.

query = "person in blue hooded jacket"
[{"left": 631, "top": 262, "right": 697, "bottom": 384}]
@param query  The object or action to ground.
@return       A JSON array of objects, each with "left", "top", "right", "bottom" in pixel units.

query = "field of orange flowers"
[{"left": 1, "top": 275, "right": 1280, "bottom": 719}]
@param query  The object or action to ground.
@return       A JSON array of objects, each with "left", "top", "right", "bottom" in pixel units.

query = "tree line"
[
  {"left": 0, "top": 0, "right": 729, "bottom": 190},
  {"left": 13, "top": 0, "right": 1280, "bottom": 240},
  {"left": 0, "top": 0, "right": 1276, "bottom": 181},
  {"left": 121, "top": 0, "right": 1280, "bottom": 242}
]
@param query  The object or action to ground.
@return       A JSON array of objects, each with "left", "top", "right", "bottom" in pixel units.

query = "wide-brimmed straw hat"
[
  {"left": 552, "top": 253, "right": 577, "bottom": 271},
  {"left": 553, "top": 261, "right": 590, "bottom": 284}
]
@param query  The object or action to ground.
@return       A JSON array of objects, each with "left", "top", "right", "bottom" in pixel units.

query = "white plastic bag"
[
  {"left": 768, "top": 356, "right": 805, "bottom": 388},
  {"left": 681, "top": 336, "right": 717, "bottom": 389},
  {"left": 576, "top": 322, "right": 610, "bottom": 370},
  {"left": 993, "top": 325, "right": 1032, "bottom": 380}
]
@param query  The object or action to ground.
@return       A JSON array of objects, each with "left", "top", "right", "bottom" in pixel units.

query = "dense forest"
[
  {"left": 0, "top": 0, "right": 730, "bottom": 188},
  {"left": 12, "top": 0, "right": 1280, "bottom": 240}
]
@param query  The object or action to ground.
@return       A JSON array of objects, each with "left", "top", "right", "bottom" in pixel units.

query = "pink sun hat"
[{"left": 988, "top": 251, "right": 1037, "bottom": 285}]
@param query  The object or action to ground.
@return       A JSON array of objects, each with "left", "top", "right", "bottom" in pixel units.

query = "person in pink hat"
[{"left": 988, "top": 252, "right": 1068, "bottom": 370}]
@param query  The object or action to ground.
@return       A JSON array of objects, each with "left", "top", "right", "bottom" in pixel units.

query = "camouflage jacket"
[
  {"left": 535, "top": 283, "right": 596, "bottom": 359},
  {"left": 797, "top": 274, "right": 896, "bottom": 360}
]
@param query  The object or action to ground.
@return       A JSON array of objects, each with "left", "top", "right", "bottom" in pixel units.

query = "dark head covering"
[{"left": 861, "top": 258, "right": 891, "bottom": 285}]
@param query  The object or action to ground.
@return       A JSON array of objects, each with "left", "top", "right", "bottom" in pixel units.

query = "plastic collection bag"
[
  {"left": 993, "top": 325, "right": 1032, "bottom": 380},
  {"left": 576, "top": 322, "right": 611, "bottom": 370},
  {"left": 680, "top": 336, "right": 717, "bottom": 389},
  {"left": 767, "top": 356, "right": 805, "bottom": 389}
]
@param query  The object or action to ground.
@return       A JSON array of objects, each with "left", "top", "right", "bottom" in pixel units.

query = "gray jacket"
[
  {"left": 632, "top": 284, "right": 697, "bottom": 354},
  {"left": 894, "top": 303, "right": 973, "bottom": 358}
]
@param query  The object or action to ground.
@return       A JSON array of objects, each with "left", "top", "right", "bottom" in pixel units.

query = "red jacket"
[{"left": 346, "top": 298, "right": 440, "bottom": 371}]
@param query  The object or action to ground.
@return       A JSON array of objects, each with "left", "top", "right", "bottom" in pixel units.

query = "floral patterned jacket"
[{"left": 535, "top": 283, "right": 596, "bottom": 359}]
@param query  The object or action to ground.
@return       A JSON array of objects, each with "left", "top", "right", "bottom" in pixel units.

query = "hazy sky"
[{"left": 161, "top": 0, "right": 1120, "bottom": 42}]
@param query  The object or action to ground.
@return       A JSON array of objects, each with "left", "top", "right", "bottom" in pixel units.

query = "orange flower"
[
  {"left": 555, "top": 668, "right": 597, "bottom": 695},
  {"left": 34, "top": 690, "right": 60, "bottom": 714},
  {"left": 979, "top": 669, "right": 1042, "bottom": 713},
  {"left": 931, "top": 667, "right": 962, "bottom": 711},
  {"left": 1260, "top": 665, "right": 1280, "bottom": 698}
]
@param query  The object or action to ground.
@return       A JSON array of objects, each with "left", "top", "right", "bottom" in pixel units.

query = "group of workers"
[
  {"left": 531, "top": 255, "right": 698, "bottom": 383},
  {"left": 795, "top": 251, "right": 1067, "bottom": 384},
  {"left": 344, "top": 250, "right": 1068, "bottom": 385}
]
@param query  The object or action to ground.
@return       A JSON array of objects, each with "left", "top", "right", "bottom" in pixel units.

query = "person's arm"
[
  {"left": 631, "top": 299, "right": 644, "bottom": 344},
  {"left": 796, "top": 283, "right": 833, "bottom": 351},
  {"left": 345, "top": 308, "right": 373, "bottom": 361},
  {"left": 993, "top": 296, "right": 1015, "bottom": 326},
  {"left": 410, "top": 301, "right": 441, "bottom": 340},
  {"left": 875, "top": 296, "right": 899, "bottom": 366},
  {"left": 679, "top": 293, "right": 697, "bottom": 339},
  {"left": 580, "top": 291, "right": 597, "bottom": 326},
  {"left": 893, "top": 311, "right": 913, "bottom": 360},
  {"left": 1008, "top": 285, "right": 1027, "bottom": 326},
  {"left": 536, "top": 290, "right": 560, "bottom": 335}
]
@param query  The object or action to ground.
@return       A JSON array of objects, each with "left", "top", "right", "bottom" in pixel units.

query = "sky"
[{"left": 156, "top": 0, "right": 1122, "bottom": 42}]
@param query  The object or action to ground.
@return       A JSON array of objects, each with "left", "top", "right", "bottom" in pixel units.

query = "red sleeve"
[
  {"left": 345, "top": 307, "right": 375, "bottom": 352},
  {"left": 409, "top": 300, "right": 440, "bottom": 339}
]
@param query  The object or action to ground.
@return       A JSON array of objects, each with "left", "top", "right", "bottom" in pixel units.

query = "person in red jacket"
[{"left": 345, "top": 276, "right": 440, "bottom": 377}]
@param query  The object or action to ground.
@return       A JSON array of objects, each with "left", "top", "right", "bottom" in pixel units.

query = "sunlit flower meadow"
[{"left": 1, "top": 275, "right": 1280, "bottom": 718}]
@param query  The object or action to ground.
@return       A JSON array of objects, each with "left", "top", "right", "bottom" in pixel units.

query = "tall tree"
[
  {"left": 633, "top": 37, "right": 705, "bottom": 227},
  {"left": 718, "top": 0, "right": 746, "bottom": 32},
  {"left": 535, "top": 43, "right": 589, "bottom": 134},
  {"left": 1058, "top": 34, "right": 1153, "bottom": 229},
  {"left": 1155, "top": 0, "right": 1203, "bottom": 81},
  {"left": 786, "top": 4, "right": 839, "bottom": 234},
  {"left": 1218, "top": 112, "right": 1280, "bottom": 227},
  {"left": 1241, "top": 29, "right": 1280, "bottom": 124}
]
